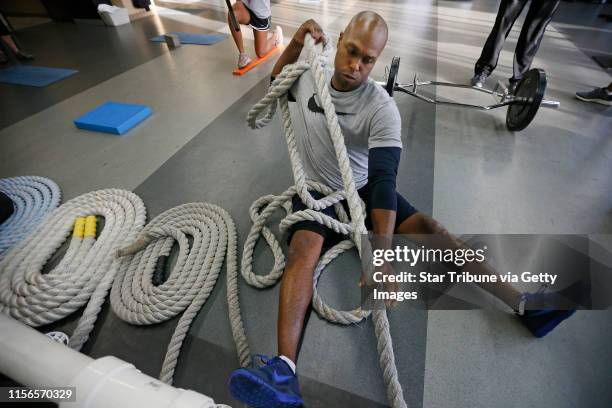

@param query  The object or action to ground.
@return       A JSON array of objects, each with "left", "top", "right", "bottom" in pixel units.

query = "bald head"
[
  {"left": 332, "top": 11, "right": 388, "bottom": 91},
  {"left": 344, "top": 11, "right": 388, "bottom": 50}
]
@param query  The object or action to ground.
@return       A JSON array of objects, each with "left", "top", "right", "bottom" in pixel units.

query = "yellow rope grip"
[
  {"left": 84, "top": 215, "right": 97, "bottom": 238},
  {"left": 72, "top": 217, "right": 86, "bottom": 238}
]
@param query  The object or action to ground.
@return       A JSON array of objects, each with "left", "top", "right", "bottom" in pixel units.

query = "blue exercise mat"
[
  {"left": 74, "top": 102, "right": 152, "bottom": 135},
  {"left": 0, "top": 65, "right": 78, "bottom": 87},
  {"left": 150, "top": 32, "right": 226, "bottom": 45}
]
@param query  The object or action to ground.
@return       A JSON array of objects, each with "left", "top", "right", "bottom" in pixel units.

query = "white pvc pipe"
[
  {"left": 0, "top": 313, "right": 90, "bottom": 388},
  {"left": 0, "top": 314, "right": 220, "bottom": 408},
  {"left": 67, "top": 356, "right": 217, "bottom": 408}
]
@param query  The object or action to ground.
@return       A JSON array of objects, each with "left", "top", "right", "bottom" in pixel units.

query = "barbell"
[{"left": 378, "top": 56, "right": 560, "bottom": 131}]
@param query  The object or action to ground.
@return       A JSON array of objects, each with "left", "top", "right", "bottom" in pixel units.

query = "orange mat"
[{"left": 233, "top": 46, "right": 282, "bottom": 76}]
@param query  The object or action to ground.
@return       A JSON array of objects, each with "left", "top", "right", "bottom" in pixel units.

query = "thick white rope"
[
  {"left": 0, "top": 187, "right": 233, "bottom": 406},
  {"left": 231, "top": 34, "right": 408, "bottom": 408},
  {"left": 0, "top": 189, "right": 146, "bottom": 351},
  {"left": 0, "top": 176, "right": 61, "bottom": 260},
  {"left": 113, "top": 202, "right": 238, "bottom": 386}
]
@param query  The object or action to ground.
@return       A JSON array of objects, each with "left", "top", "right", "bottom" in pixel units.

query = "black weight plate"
[
  {"left": 386, "top": 56, "right": 400, "bottom": 97},
  {"left": 506, "top": 68, "right": 546, "bottom": 131}
]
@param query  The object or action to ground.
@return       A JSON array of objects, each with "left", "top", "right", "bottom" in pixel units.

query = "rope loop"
[{"left": 113, "top": 202, "right": 238, "bottom": 385}]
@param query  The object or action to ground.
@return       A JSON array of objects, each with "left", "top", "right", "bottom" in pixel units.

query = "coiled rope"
[
  {"left": 0, "top": 176, "right": 61, "bottom": 260},
  {"left": 0, "top": 193, "right": 235, "bottom": 406},
  {"left": 113, "top": 203, "right": 238, "bottom": 386},
  {"left": 0, "top": 189, "right": 146, "bottom": 351},
  {"left": 228, "top": 34, "right": 408, "bottom": 408}
]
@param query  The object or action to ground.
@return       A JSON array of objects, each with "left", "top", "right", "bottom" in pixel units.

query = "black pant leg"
[
  {"left": 512, "top": 0, "right": 561, "bottom": 82},
  {"left": 475, "top": 0, "right": 529, "bottom": 76}
]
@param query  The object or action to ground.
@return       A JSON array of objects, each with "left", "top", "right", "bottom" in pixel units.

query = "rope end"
[{"left": 116, "top": 234, "right": 152, "bottom": 257}]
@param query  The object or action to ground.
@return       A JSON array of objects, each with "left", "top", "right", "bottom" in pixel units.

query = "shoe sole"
[
  {"left": 575, "top": 94, "right": 612, "bottom": 106},
  {"left": 229, "top": 370, "right": 303, "bottom": 408}
]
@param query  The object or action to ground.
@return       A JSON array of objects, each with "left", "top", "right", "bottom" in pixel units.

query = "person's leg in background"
[
  {"left": 575, "top": 82, "right": 612, "bottom": 106},
  {"left": 511, "top": 0, "right": 561, "bottom": 89},
  {"left": 1, "top": 35, "right": 33, "bottom": 60},
  {"left": 227, "top": 1, "right": 252, "bottom": 68},
  {"left": 0, "top": 12, "right": 33, "bottom": 62},
  {"left": 472, "top": 0, "right": 528, "bottom": 87},
  {"left": 253, "top": 25, "right": 282, "bottom": 59},
  {"left": 0, "top": 13, "right": 10, "bottom": 62},
  {"left": 0, "top": 18, "right": 10, "bottom": 63}
]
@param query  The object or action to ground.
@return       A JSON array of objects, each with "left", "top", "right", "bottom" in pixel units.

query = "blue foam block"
[
  {"left": 0, "top": 66, "right": 78, "bottom": 87},
  {"left": 74, "top": 102, "right": 152, "bottom": 135},
  {"left": 150, "top": 32, "right": 226, "bottom": 45}
]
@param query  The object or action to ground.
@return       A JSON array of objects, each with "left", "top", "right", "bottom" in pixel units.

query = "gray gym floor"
[{"left": 1, "top": 1, "right": 611, "bottom": 407}]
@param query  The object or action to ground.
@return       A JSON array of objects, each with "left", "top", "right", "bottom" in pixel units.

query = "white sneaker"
[
  {"left": 273, "top": 26, "right": 283, "bottom": 47},
  {"left": 238, "top": 53, "right": 252, "bottom": 68}
]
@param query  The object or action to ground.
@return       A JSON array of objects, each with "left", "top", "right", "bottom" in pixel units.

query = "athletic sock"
[{"left": 279, "top": 355, "right": 296, "bottom": 375}]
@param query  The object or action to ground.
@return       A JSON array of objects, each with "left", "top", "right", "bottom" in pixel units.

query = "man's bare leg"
[
  {"left": 396, "top": 213, "right": 521, "bottom": 310},
  {"left": 228, "top": 228, "right": 317, "bottom": 404},
  {"left": 278, "top": 230, "right": 324, "bottom": 363}
]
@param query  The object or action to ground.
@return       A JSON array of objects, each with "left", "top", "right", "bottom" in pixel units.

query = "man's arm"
[
  {"left": 366, "top": 97, "right": 402, "bottom": 239},
  {"left": 362, "top": 147, "right": 401, "bottom": 305},
  {"left": 271, "top": 19, "right": 326, "bottom": 77},
  {"left": 368, "top": 146, "right": 400, "bottom": 241}
]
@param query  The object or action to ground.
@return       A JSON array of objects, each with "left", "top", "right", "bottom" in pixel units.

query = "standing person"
[
  {"left": 227, "top": 0, "right": 283, "bottom": 69},
  {"left": 470, "top": 0, "right": 560, "bottom": 92}
]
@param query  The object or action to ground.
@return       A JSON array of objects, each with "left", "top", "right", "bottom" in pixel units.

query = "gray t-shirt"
[
  {"left": 288, "top": 64, "right": 402, "bottom": 191},
  {"left": 242, "top": 0, "right": 271, "bottom": 19}
]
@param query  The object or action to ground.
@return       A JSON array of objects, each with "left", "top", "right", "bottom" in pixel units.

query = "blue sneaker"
[
  {"left": 516, "top": 287, "right": 576, "bottom": 338},
  {"left": 519, "top": 309, "right": 576, "bottom": 338},
  {"left": 229, "top": 355, "right": 304, "bottom": 407}
]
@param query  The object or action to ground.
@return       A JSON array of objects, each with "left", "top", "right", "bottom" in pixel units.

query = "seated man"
[
  {"left": 229, "top": 12, "right": 574, "bottom": 408},
  {"left": 227, "top": 0, "right": 283, "bottom": 69}
]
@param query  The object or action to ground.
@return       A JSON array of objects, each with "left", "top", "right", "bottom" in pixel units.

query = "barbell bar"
[{"left": 378, "top": 56, "right": 560, "bottom": 131}]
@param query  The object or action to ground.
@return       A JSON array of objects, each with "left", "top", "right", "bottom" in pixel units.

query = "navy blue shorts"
[{"left": 289, "top": 185, "right": 418, "bottom": 248}]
